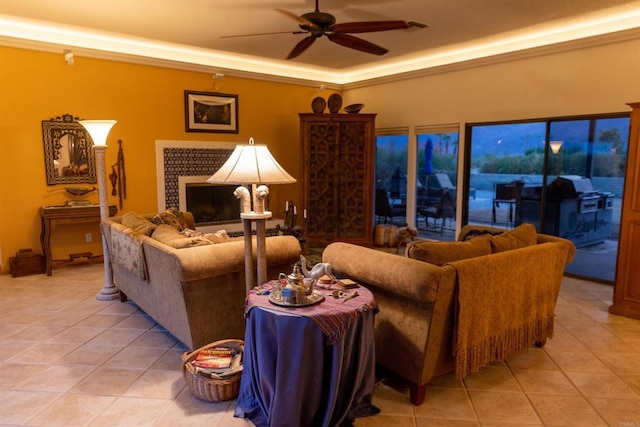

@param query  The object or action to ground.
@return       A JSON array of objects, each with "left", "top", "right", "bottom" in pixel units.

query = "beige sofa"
[
  {"left": 323, "top": 223, "right": 575, "bottom": 405},
  {"left": 101, "top": 211, "right": 301, "bottom": 350}
]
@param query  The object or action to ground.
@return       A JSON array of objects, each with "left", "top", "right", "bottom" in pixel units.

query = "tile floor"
[{"left": 1, "top": 263, "right": 639, "bottom": 426}]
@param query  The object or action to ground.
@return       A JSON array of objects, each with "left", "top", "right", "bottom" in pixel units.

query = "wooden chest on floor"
[{"left": 10, "top": 249, "right": 45, "bottom": 277}]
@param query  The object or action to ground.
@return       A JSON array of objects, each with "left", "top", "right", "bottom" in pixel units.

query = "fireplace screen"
[{"left": 185, "top": 183, "right": 241, "bottom": 226}]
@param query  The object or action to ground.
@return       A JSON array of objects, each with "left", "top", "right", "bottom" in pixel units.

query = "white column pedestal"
[{"left": 93, "top": 145, "right": 119, "bottom": 301}]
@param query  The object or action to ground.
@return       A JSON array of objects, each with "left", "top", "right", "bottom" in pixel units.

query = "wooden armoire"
[
  {"left": 300, "top": 113, "right": 376, "bottom": 246},
  {"left": 609, "top": 102, "right": 640, "bottom": 320}
]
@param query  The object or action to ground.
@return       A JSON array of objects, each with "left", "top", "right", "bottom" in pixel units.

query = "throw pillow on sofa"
[
  {"left": 488, "top": 223, "right": 537, "bottom": 253},
  {"left": 459, "top": 228, "right": 502, "bottom": 241},
  {"left": 176, "top": 227, "right": 233, "bottom": 244},
  {"left": 121, "top": 212, "right": 157, "bottom": 236},
  {"left": 406, "top": 238, "right": 492, "bottom": 266},
  {"left": 204, "top": 230, "right": 231, "bottom": 244},
  {"left": 151, "top": 208, "right": 190, "bottom": 231},
  {"left": 151, "top": 224, "right": 212, "bottom": 248}
]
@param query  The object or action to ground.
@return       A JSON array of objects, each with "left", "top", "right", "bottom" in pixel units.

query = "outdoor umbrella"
[{"left": 423, "top": 138, "right": 434, "bottom": 175}]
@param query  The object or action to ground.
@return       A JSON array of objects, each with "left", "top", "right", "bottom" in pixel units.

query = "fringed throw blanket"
[
  {"left": 109, "top": 226, "right": 147, "bottom": 281},
  {"left": 448, "top": 243, "right": 566, "bottom": 380}
]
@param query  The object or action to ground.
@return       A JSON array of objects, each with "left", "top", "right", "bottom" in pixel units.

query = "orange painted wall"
[{"left": 0, "top": 46, "right": 332, "bottom": 274}]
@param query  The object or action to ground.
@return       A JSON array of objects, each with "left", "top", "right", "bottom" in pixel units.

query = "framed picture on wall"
[{"left": 184, "top": 91, "right": 239, "bottom": 133}]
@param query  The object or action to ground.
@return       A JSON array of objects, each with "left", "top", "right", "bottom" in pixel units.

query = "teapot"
[
  {"left": 279, "top": 263, "right": 309, "bottom": 303},
  {"left": 279, "top": 263, "right": 305, "bottom": 288}
]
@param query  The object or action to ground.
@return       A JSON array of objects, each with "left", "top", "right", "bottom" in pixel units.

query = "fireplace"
[
  {"left": 178, "top": 176, "right": 240, "bottom": 226},
  {"left": 156, "top": 140, "right": 283, "bottom": 234}
]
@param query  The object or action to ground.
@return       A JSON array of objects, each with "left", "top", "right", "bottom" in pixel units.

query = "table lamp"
[
  {"left": 207, "top": 137, "right": 296, "bottom": 292},
  {"left": 79, "top": 119, "right": 119, "bottom": 301}
]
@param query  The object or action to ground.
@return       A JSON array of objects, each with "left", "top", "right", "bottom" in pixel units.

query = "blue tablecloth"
[{"left": 234, "top": 286, "right": 378, "bottom": 426}]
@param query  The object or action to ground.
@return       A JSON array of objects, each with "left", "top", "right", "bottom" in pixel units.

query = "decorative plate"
[
  {"left": 311, "top": 97, "right": 326, "bottom": 113},
  {"left": 328, "top": 93, "right": 342, "bottom": 113},
  {"left": 344, "top": 103, "right": 364, "bottom": 114},
  {"left": 269, "top": 289, "right": 325, "bottom": 307}
]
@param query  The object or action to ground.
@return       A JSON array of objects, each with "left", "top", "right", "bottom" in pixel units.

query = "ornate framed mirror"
[{"left": 42, "top": 114, "right": 97, "bottom": 185}]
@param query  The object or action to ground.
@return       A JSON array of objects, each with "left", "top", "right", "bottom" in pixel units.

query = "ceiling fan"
[{"left": 221, "top": 0, "right": 427, "bottom": 59}]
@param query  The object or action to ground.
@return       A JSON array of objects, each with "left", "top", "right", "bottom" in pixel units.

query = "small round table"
[{"left": 234, "top": 284, "right": 378, "bottom": 426}]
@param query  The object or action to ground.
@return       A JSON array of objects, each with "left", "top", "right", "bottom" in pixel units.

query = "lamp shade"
[
  {"left": 79, "top": 120, "right": 117, "bottom": 146},
  {"left": 207, "top": 137, "right": 296, "bottom": 185}
]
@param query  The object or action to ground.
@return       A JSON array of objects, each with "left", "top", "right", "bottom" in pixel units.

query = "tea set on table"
[{"left": 264, "top": 256, "right": 359, "bottom": 307}]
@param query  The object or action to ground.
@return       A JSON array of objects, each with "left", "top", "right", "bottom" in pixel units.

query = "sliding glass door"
[
  {"left": 544, "top": 117, "right": 628, "bottom": 281},
  {"left": 415, "top": 127, "right": 459, "bottom": 240},
  {"left": 374, "top": 132, "right": 408, "bottom": 226},
  {"left": 466, "top": 122, "right": 546, "bottom": 228},
  {"left": 374, "top": 126, "right": 460, "bottom": 241},
  {"left": 466, "top": 114, "right": 628, "bottom": 282}
]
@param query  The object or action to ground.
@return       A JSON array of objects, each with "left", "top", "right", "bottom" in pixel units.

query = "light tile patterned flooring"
[{"left": 0, "top": 263, "right": 639, "bottom": 426}]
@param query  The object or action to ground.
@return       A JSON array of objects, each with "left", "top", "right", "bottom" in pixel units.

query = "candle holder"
[{"left": 277, "top": 200, "right": 303, "bottom": 239}]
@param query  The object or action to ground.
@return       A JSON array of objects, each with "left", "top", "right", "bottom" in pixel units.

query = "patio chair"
[
  {"left": 417, "top": 188, "right": 456, "bottom": 233},
  {"left": 492, "top": 182, "right": 518, "bottom": 227},
  {"left": 375, "top": 188, "right": 404, "bottom": 224}
]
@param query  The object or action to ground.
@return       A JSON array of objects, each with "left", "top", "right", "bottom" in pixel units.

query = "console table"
[{"left": 40, "top": 204, "right": 117, "bottom": 275}]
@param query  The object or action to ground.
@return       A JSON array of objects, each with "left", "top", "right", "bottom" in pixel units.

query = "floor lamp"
[
  {"left": 207, "top": 137, "right": 296, "bottom": 293},
  {"left": 79, "top": 120, "right": 119, "bottom": 301}
]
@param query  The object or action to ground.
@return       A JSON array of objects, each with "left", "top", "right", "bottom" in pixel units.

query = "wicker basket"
[{"left": 181, "top": 339, "right": 243, "bottom": 402}]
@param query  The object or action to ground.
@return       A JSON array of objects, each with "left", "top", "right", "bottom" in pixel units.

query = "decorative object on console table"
[
  {"left": 65, "top": 187, "right": 96, "bottom": 207},
  {"left": 45, "top": 186, "right": 96, "bottom": 207},
  {"left": 79, "top": 120, "right": 119, "bottom": 301},
  {"left": 207, "top": 137, "right": 296, "bottom": 292},
  {"left": 300, "top": 113, "right": 376, "bottom": 246},
  {"left": 184, "top": 91, "right": 238, "bottom": 133},
  {"left": 609, "top": 101, "right": 640, "bottom": 320}
]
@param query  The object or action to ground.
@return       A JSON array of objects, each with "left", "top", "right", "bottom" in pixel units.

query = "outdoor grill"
[{"left": 520, "top": 175, "right": 613, "bottom": 248}]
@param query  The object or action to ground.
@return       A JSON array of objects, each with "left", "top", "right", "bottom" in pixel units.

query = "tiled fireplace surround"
[{"left": 154, "top": 140, "right": 282, "bottom": 234}]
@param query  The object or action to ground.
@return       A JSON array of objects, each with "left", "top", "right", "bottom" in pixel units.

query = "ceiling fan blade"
[
  {"left": 331, "top": 20, "right": 410, "bottom": 34},
  {"left": 276, "top": 8, "right": 318, "bottom": 29},
  {"left": 332, "top": 20, "right": 427, "bottom": 33},
  {"left": 287, "top": 35, "right": 317, "bottom": 59},
  {"left": 221, "top": 30, "right": 305, "bottom": 39},
  {"left": 327, "top": 33, "right": 388, "bottom": 56}
]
